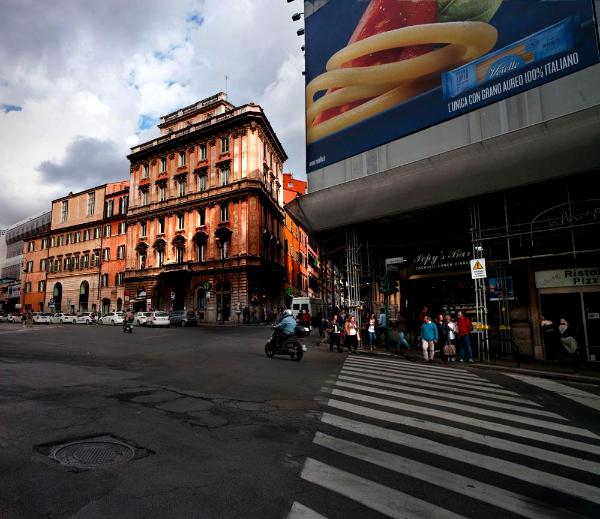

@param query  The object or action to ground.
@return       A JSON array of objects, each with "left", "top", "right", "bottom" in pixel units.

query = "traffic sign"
[
  {"left": 470, "top": 258, "right": 487, "bottom": 279},
  {"left": 49, "top": 298, "right": 54, "bottom": 304},
  {"left": 170, "top": 291, "right": 175, "bottom": 300},
  {"left": 385, "top": 257, "right": 405, "bottom": 270}
]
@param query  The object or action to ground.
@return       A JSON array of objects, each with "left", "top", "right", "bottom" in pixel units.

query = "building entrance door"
[
  {"left": 540, "top": 293, "right": 584, "bottom": 360},
  {"left": 583, "top": 292, "right": 600, "bottom": 361}
]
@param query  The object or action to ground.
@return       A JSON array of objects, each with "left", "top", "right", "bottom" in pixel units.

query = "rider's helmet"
[{"left": 284, "top": 309, "right": 293, "bottom": 316}]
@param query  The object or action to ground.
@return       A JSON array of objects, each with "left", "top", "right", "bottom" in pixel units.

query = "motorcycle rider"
[
  {"left": 123, "top": 309, "right": 134, "bottom": 331},
  {"left": 273, "top": 309, "right": 296, "bottom": 348}
]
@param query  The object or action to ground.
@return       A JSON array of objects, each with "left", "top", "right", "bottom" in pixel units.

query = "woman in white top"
[
  {"left": 367, "top": 314, "right": 376, "bottom": 351},
  {"left": 345, "top": 315, "right": 360, "bottom": 354}
]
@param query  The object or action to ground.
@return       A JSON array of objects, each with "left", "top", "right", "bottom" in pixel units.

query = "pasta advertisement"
[{"left": 305, "top": 0, "right": 600, "bottom": 172}]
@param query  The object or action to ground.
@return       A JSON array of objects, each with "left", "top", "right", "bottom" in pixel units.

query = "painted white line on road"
[
  {"left": 321, "top": 412, "right": 600, "bottom": 506},
  {"left": 345, "top": 358, "right": 494, "bottom": 385},
  {"left": 340, "top": 368, "right": 530, "bottom": 404},
  {"left": 327, "top": 398, "right": 600, "bottom": 458},
  {"left": 314, "top": 432, "right": 582, "bottom": 519},
  {"left": 286, "top": 501, "right": 328, "bottom": 519},
  {"left": 332, "top": 388, "right": 598, "bottom": 440},
  {"left": 301, "top": 458, "right": 466, "bottom": 519},
  {"left": 506, "top": 374, "right": 600, "bottom": 413},
  {"left": 341, "top": 366, "right": 516, "bottom": 395},
  {"left": 337, "top": 374, "right": 549, "bottom": 415},
  {"left": 335, "top": 380, "right": 568, "bottom": 422},
  {"left": 348, "top": 356, "right": 484, "bottom": 380}
]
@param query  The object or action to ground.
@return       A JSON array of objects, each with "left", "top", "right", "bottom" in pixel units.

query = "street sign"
[
  {"left": 470, "top": 258, "right": 487, "bottom": 279},
  {"left": 170, "top": 291, "right": 175, "bottom": 300},
  {"left": 385, "top": 257, "right": 405, "bottom": 268},
  {"left": 49, "top": 298, "right": 54, "bottom": 304}
]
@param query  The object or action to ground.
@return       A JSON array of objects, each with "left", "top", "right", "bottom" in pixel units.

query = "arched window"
[
  {"left": 193, "top": 232, "right": 208, "bottom": 262},
  {"left": 79, "top": 281, "right": 89, "bottom": 311},
  {"left": 172, "top": 235, "right": 186, "bottom": 264},
  {"left": 136, "top": 243, "right": 148, "bottom": 269},
  {"left": 153, "top": 239, "right": 166, "bottom": 267}
]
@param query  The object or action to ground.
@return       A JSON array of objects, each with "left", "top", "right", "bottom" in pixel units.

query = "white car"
[
  {"left": 32, "top": 312, "right": 51, "bottom": 324},
  {"left": 8, "top": 313, "right": 23, "bottom": 323},
  {"left": 50, "top": 313, "right": 76, "bottom": 324},
  {"left": 99, "top": 312, "right": 125, "bottom": 326},
  {"left": 134, "top": 311, "right": 152, "bottom": 326},
  {"left": 0, "top": 313, "right": 8, "bottom": 323},
  {"left": 146, "top": 311, "right": 170, "bottom": 327},
  {"left": 75, "top": 312, "right": 96, "bottom": 325}
]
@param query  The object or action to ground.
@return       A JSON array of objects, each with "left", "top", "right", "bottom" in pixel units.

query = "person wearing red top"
[{"left": 456, "top": 311, "right": 474, "bottom": 362}]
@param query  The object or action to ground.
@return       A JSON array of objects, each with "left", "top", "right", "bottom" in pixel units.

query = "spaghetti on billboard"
[{"left": 305, "top": 0, "right": 600, "bottom": 172}]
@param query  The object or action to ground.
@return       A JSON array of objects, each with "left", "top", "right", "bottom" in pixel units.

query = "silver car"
[{"left": 146, "top": 311, "right": 170, "bottom": 327}]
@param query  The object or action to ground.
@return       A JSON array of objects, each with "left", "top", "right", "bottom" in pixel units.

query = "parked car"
[
  {"left": 146, "top": 311, "right": 170, "bottom": 327},
  {"left": 8, "top": 313, "right": 23, "bottom": 323},
  {"left": 32, "top": 312, "right": 51, "bottom": 324},
  {"left": 0, "top": 312, "right": 8, "bottom": 323},
  {"left": 134, "top": 312, "right": 152, "bottom": 326},
  {"left": 50, "top": 313, "right": 77, "bottom": 324},
  {"left": 169, "top": 310, "right": 198, "bottom": 327},
  {"left": 75, "top": 312, "right": 96, "bottom": 325},
  {"left": 98, "top": 312, "right": 125, "bottom": 326}
]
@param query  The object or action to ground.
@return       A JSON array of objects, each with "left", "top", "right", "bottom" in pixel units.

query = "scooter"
[
  {"left": 123, "top": 320, "right": 133, "bottom": 333},
  {"left": 265, "top": 325, "right": 308, "bottom": 361}
]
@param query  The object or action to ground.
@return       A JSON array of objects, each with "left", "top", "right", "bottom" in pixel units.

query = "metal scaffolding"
[
  {"left": 346, "top": 228, "right": 362, "bottom": 329},
  {"left": 470, "top": 201, "right": 490, "bottom": 362}
]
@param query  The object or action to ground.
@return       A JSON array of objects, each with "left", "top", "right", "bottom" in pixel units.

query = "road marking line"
[
  {"left": 301, "top": 458, "right": 466, "bottom": 519},
  {"left": 335, "top": 377, "right": 565, "bottom": 420},
  {"left": 344, "top": 361, "right": 500, "bottom": 387},
  {"left": 506, "top": 374, "right": 600, "bottom": 413},
  {"left": 342, "top": 366, "right": 519, "bottom": 396},
  {"left": 349, "top": 356, "right": 484, "bottom": 379},
  {"left": 314, "top": 432, "right": 583, "bottom": 519},
  {"left": 321, "top": 412, "right": 600, "bottom": 505},
  {"left": 286, "top": 501, "right": 328, "bottom": 519},
  {"left": 326, "top": 398, "right": 600, "bottom": 460},
  {"left": 332, "top": 388, "right": 598, "bottom": 440}
]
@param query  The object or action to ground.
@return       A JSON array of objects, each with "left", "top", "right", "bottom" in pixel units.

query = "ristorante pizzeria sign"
[{"left": 535, "top": 268, "right": 600, "bottom": 288}]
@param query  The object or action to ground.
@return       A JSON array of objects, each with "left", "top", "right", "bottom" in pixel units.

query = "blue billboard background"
[{"left": 305, "top": 0, "right": 600, "bottom": 173}]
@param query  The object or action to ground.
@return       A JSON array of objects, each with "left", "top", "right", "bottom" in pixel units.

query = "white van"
[{"left": 291, "top": 297, "right": 323, "bottom": 320}]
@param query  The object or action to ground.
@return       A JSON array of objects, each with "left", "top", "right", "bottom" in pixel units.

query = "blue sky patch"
[
  {"left": 137, "top": 114, "right": 158, "bottom": 130},
  {"left": 2, "top": 103, "right": 22, "bottom": 113},
  {"left": 186, "top": 13, "right": 204, "bottom": 27}
]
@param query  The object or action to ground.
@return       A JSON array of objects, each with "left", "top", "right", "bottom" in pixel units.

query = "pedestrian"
[
  {"left": 558, "top": 318, "right": 579, "bottom": 356},
  {"left": 456, "top": 310, "right": 474, "bottom": 362},
  {"left": 327, "top": 314, "right": 342, "bottom": 353},
  {"left": 420, "top": 315, "right": 438, "bottom": 362},
  {"left": 367, "top": 313, "right": 377, "bottom": 351},
  {"left": 243, "top": 306, "right": 249, "bottom": 325},
  {"left": 397, "top": 313, "right": 411, "bottom": 349},
  {"left": 443, "top": 314, "right": 458, "bottom": 362},
  {"left": 344, "top": 315, "right": 360, "bottom": 354},
  {"left": 435, "top": 313, "right": 447, "bottom": 361},
  {"left": 377, "top": 308, "right": 386, "bottom": 345}
]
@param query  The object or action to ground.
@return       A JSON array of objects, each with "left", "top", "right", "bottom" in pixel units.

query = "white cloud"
[{"left": 0, "top": 0, "right": 307, "bottom": 228}]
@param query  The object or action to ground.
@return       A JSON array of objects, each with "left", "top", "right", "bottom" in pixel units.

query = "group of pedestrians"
[{"left": 420, "top": 311, "right": 474, "bottom": 363}]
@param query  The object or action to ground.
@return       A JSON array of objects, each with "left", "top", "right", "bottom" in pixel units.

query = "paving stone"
[{"left": 155, "top": 397, "right": 214, "bottom": 413}]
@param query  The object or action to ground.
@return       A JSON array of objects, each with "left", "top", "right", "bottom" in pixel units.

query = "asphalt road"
[{"left": 1, "top": 323, "right": 599, "bottom": 519}]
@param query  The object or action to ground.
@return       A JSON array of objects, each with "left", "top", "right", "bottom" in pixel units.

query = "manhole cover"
[{"left": 48, "top": 436, "right": 136, "bottom": 469}]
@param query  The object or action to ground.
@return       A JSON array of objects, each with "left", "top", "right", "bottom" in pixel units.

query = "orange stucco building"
[
  {"left": 124, "top": 93, "right": 287, "bottom": 322},
  {"left": 21, "top": 231, "right": 51, "bottom": 312}
]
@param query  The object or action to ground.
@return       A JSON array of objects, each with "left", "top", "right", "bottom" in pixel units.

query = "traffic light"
[{"left": 379, "top": 275, "right": 389, "bottom": 294}]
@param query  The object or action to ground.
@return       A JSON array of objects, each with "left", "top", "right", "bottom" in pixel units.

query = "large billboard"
[{"left": 305, "top": 0, "right": 600, "bottom": 172}]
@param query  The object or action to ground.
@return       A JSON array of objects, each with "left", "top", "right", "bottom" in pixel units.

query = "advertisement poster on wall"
[{"left": 305, "top": 0, "right": 600, "bottom": 172}]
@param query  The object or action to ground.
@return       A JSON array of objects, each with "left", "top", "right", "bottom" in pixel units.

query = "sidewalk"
[{"left": 309, "top": 335, "right": 600, "bottom": 385}]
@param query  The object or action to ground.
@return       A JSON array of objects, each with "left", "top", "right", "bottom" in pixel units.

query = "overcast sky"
[{"left": 0, "top": 0, "right": 307, "bottom": 229}]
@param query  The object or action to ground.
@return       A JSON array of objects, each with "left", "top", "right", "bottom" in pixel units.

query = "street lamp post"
[{"left": 216, "top": 237, "right": 225, "bottom": 324}]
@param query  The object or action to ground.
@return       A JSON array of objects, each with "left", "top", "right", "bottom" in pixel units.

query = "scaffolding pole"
[
  {"left": 470, "top": 201, "right": 490, "bottom": 362},
  {"left": 346, "top": 228, "right": 362, "bottom": 332}
]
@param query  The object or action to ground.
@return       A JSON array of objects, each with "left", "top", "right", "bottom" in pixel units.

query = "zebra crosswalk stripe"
[
  {"left": 286, "top": 501, "right": 328, "bottom": 519},
  {"left": 313, "top": 432, "right": 582, "bottom": 519},
  {"left": 301, "top": 457, "right": 467, "bottom": 519},
  {"left": 337, "top": 373, "right": 552, "bottom": 415},
  {"left": 335, "top": 377, "right": 566, "bottom": 420},
  {"left": 345, "top": 358, "right": 497, "bottom": 385},
  {"left": 320, "top": 411, "right": 600, "bottom": 505},
  {"left": 332, "top": 388, "right": 599, "bottom": 439},
  {"left": 347, "top": 356, "right": 485, "bottom": 380},
  {"left": 341, "top": 366, "right": 518, "bottom": 395}
]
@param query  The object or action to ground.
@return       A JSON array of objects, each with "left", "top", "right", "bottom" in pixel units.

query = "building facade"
[
  {"left": 37, "top": 183, "right": 129, "bottom": 314},
  {"left": 290, "top": 1, "right": 600, "bottom": 362},
  {"left": 124, "top": 93, "right": 287, "bottom": 322}
]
